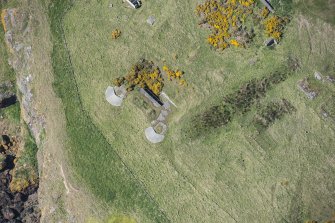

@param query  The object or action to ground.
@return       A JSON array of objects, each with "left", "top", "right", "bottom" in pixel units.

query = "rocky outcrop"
[
  {"left": 4, "top": 1, "right": 108, "bottom": 222},
  {"left": 2, "top": 7, "right": 45, "bottom": 144},
  {"left": 1, "top": 5, "right": 42, "bottom": 220},
  {"left": 0, "top": 135, "right": 40, "bottom": 222}
]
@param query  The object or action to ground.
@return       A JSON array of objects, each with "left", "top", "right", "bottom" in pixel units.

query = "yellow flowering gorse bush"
[
  {"left": 113, "top": 60, "right": 187, "bottom": 96},
  {"left": 196, "top": 0, "right": 289, "bottom": 50},
  {"left": 195, "top": 0, "right": 255, "bottom": 50}
]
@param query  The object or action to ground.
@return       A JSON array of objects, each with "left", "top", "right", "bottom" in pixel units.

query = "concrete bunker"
[{"left": 145, "top": 122, "right": 167, "bottom": 144}]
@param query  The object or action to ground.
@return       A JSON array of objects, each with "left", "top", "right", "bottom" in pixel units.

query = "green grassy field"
[
  {"left": 48, "top": 1, "right": 170, "bottom": 222},
  {"left": 48, "top": 0, "right": 335, "bottom": 222},
  {"left": 298, "top": 0, "right": 335, "bottom": 25}
]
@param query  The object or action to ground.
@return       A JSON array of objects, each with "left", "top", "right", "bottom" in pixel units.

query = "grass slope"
[
  {"left": 298, "top": 0, "right": 335, "bottom": 25},
  {"left": 50, "top": 0, "right": 335, "bottom": 222},
  {"left": 47, "top": 1, "right": 169, "bottom": 222},
  {"left": 0, "top": 103, "right": 20, "bottom": 124}
]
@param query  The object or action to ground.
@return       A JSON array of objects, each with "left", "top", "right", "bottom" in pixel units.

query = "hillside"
[{"left": 1, "top": 0, "right": 334, "bottom": 222}]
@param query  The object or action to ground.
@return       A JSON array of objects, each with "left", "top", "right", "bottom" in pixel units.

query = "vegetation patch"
[
  {"left": 192, "top": 69, "right": 291, "bottom": 133},
  {"left": 18, "top": 124, "right": 39, "bottom": 171},
  {"left": 267, "top": 0, "right": 293, "bottom": 16},
  {"left": 113, "top": 59, "right": 164, "bottom": 94},
  {"left": 287, "top": 55, "right": 301, "bottom": 72},
  {"left": 0, "top": 103, "right": 20, "bottom": 124},
  {"left": 162, "top": 65, "right": 186, "bottom": 86},
  {"left": 1, "top": 8, "right": 8, "bottom": 32},
  {"left": 131, "top": 94, "right": 159, "bottom": 121},
  {"left": 224, "top": 70, "right": 289, "bottom": 113},
  {"left": 111, "top": 28, "right": 121, "bottom": 40},
  {"left": 113, "top": 59, "right": 186, "bottom": 95},
  {"left": 195, "top": 0, "right": 289, "bottom": 50},
  {"left": 0, "top": 132, "right": 40, "bottom": 222},
  {"left": 263, "top": 15, "right": 289, "bottom": 40},
  {"left": 10, "top": 124, "right": 39, "bottom": 192},
  {"left": 298, "top": 0, "right": 335, "bottom": 25},
  {"left": 254, "top": 99, "right": 296, "bottom": 130}
]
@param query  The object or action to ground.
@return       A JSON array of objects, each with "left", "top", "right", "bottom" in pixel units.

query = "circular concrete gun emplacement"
[
  {"left": 145, "top": 122, "right": 167, "bottom": 144},
  {"left": 105, "top": 85, "right": 127, "bottom": 106}
]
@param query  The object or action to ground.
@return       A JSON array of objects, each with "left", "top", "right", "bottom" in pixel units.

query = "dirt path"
[{"left": 58, "top": 162, "right": 79, "bottom": 194}]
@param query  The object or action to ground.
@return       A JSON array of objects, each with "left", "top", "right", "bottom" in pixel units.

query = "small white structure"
[
  {"left": 105, "top": 86, "right": 125, "bottom": 106},
  {"left": 125, "top": 0, "right": 141, "bottom": 9},
  {"left": 145, "top": 122, "right": 167, "bottom": 143},
  {"left": 314, "top": 71, "right": 322, "bottom": 81},
  {"left": 147, "top": 16, "right": 156, "bottom": 26}
]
